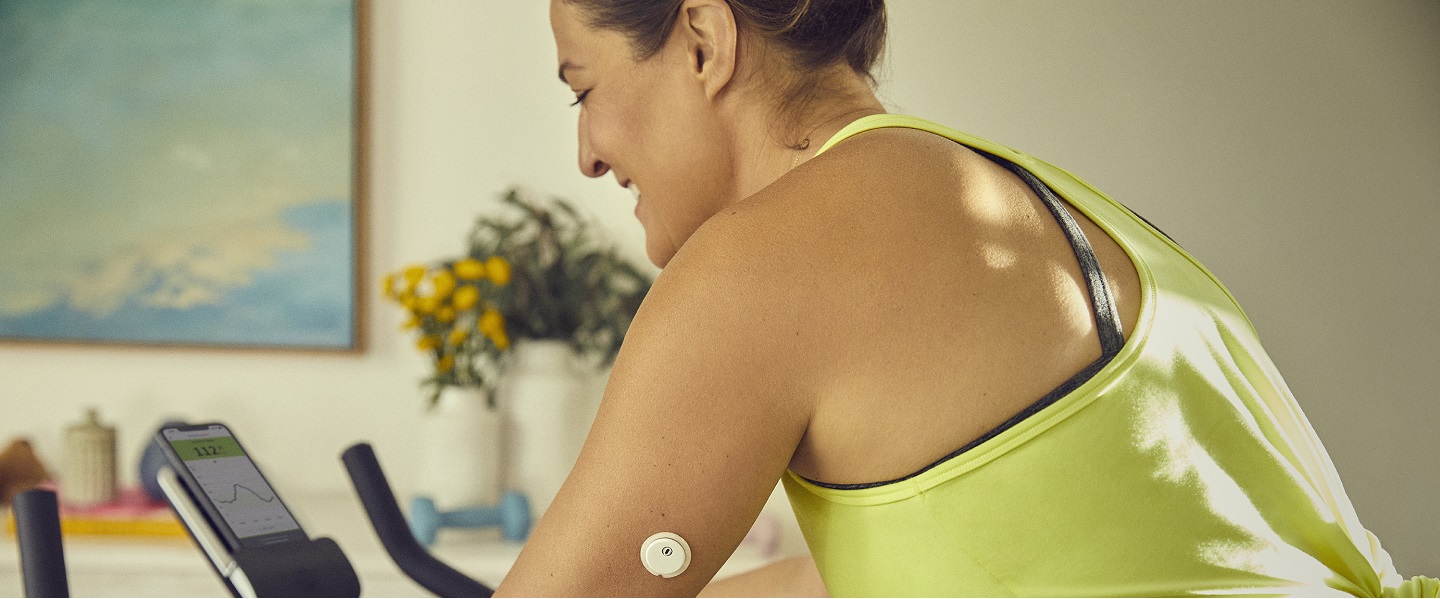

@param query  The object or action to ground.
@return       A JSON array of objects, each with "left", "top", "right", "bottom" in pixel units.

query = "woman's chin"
[{"left": 643, "top": 234, "right": 676, "bottom": 269}]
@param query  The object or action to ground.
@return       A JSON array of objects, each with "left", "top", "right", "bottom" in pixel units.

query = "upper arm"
[{"left": 494, "top": 214, "right": 817, "bottom": 596}]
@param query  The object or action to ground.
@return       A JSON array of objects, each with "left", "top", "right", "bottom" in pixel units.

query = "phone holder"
[
  {"left": 408, "top": 492, "right": 531, "bottom": 546},
  {"left": 157, "top": 467, "right": 361, "bottom": 598}
]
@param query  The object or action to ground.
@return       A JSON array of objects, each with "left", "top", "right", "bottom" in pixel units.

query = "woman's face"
[{"left": 550, "top": 1, "right": 737, "bottom": 267}]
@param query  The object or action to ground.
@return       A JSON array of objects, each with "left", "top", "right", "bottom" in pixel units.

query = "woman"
[{"left": 496, "top": 0, "right": 1436, "bottom": 596}]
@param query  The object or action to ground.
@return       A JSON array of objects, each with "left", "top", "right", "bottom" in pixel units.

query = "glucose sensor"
[{"left": 640, "top": 532, "right": 691, "bottom": 578}]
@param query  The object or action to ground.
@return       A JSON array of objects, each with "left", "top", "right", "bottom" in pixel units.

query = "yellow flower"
[
  {"left": 453, "top": 258, "right": 485, "bottom": 280},
  {"left": 485, "top": 256, "right": 511, "bottom": 286},
  {"left": 435, "top": 307, "right": 456, "bottom": 324},
  {"left": 478, "top": 308, "right": 505, "bottom": 338},
  {"left": 380, "top": 274, "right": 397, "bottom": 298},
  {"left": 400, "top": 315, "right": 421, "bottom": 330},
  {"left": 400, "top": 294, "right": 418, "bottom": 311},
  {"left": 432, "top": 270, "right": 457, "bottom": 299},
  {"left": 416, "top": 334, "right": 441, "bottom": 350},
  {"left": 402, "top": 265, "right": 427, "bottom": 286},
  {"left": 452, "top": 285, "right": 480, "bottom": 311},
  {"left": 478, "top": 308, "right": 510, "bottom": 350},
  {"left": 437, "top": 355, "right": 455, "bottom": 372},
  {"left": 448, "top": 329, "right": 468, "bottom": 346},
  {"left": 416, "top": 295, "right": 441, "bottom": 315}
]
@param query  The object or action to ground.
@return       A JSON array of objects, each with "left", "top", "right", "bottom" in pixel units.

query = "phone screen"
[{"left": 160, "top": 424, "right": 305, "bottom": 548}]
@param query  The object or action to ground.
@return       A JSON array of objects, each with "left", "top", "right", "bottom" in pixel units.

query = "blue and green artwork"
[{"left": 0, "top": 0, "right": 358, "bottom": 349}]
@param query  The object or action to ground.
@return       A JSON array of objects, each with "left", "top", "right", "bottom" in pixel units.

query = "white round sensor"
[{"left": 640, "top": 532, "right": 691, "bottom": 578}]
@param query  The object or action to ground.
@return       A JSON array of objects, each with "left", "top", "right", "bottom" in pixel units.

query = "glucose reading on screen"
[{"left": 160, "top": 424, "right": 306, "bottom": 549}]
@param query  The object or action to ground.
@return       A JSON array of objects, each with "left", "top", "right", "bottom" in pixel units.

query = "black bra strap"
[
  {"left": 797, "top": 150, "right": 1129, "bottom": 491},
  {"left": 988, "top": 153, "right": 1125, "bottom": 357}
]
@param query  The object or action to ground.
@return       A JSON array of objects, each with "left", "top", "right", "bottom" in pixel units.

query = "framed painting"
[{"left": 0, "top": 0, "right": 366, "bottom": 351}]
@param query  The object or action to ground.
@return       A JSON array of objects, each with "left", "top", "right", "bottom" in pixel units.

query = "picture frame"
[{"left": 0, "top": 0, "right": 368, "bottom": 352}]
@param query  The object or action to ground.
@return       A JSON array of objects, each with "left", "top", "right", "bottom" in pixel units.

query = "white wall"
[{"left": 1, "top": 0, "right": 1435, "bottom": 578}]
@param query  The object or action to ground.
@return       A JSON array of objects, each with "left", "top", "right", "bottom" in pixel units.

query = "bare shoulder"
[
  {"left": 675, "top": 125, "right": 993, "bottom": 281},
  {"left": 739, "top": 125, "right": 991, "bottom": 235},
  {"left": 640, "top": 127, "right": 982, "bottom": 382},
  {"left": 643, "top": 197, "right": 831, "bottom": 382},
  {"left": 799, "top": 125, "right": 985, "bottom": 196},
  {"left": 655, "top": 123, "right": 992, "bottom": 319}
]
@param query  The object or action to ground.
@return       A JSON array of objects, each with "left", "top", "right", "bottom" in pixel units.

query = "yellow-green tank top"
[{"left": 782, "top": 114, "right": 1437, "bottom": 597}]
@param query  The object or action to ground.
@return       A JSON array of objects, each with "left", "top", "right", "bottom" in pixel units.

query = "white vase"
[
  {"left": 417, "top": 386, "right": 502, "bottom": 509},
  {"left": 499, "top": 339, "right": 593, "bottom": 518}
]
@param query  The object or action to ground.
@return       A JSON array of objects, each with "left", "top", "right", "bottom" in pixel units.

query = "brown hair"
[{"left": 566, "top": 0, "right": 887, "bottom": 88}]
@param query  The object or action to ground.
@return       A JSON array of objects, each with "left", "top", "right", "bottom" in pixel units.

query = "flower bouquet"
[{"left": 384, "top": 187, "right": 652, "bottom": 407}]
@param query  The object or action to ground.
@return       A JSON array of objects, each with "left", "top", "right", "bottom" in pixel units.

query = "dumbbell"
[{"left": 408, "top": 492, "right": 532, "bottom": 546}]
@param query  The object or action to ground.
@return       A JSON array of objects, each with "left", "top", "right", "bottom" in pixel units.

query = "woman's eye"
[{"left": 569, "top": 90, "right": 590, "bottom": 107}]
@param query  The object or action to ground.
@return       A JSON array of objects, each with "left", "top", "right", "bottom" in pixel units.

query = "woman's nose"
[
  {"left": 577, "top": 121, "right": 609, "bottom": 179},
  {"left": 580, "top": 155, "right": 609, "bottom": 179}
]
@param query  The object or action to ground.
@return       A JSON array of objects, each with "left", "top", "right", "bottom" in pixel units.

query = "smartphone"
[{"left": 155, "top": 422, "right": 307, "bottom": 551}]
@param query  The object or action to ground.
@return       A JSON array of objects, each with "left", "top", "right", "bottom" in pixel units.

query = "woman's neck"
[{"left": 722, "top": 84, "right": 886, "bottom": 204}]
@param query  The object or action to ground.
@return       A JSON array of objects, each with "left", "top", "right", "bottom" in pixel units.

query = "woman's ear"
[{"left": 677, "top": 0, "right": 738, "bottom": 100}]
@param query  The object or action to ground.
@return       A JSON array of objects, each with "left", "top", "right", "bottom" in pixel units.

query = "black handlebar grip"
[
  {"left": 13, "top": 489, "right": 70, "bottom": 598},
  {"left": 340, "top": 443, "right": 494, "bottom": 598}
]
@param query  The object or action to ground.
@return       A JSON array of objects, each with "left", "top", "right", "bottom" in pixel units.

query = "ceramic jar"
[{"left": 417, "top": 386, "right": 503, "bottom": 508}]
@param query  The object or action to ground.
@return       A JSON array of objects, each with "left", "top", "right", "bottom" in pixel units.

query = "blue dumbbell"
[{"left": 408, "top": 492, "right": 531, "bottom": 546}]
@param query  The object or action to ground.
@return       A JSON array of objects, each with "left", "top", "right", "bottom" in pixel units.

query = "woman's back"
[
  {"left": 772, "top": 114, "right": 1434, "bottom": 596},
  {"left": 751, "top": 122, "right": 1144, "bottom": 487}
]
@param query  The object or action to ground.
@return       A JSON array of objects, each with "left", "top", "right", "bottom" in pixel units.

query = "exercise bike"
[{"left": 11, "top": 439, "right": 495, "bottom": 598}]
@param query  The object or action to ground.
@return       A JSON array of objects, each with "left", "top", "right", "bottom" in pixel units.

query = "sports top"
[{"left": 781, "top": 114, "right": 1437, "bottom": 597}]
